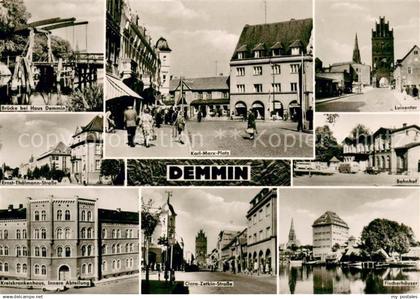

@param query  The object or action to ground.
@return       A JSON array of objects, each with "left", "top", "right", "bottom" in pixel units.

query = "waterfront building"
[
  {"left": 0, "top": 197, "right": 138, "bottom": 282},
  {"left": 246, "top": 188, "right": 277, "bottom": 274},
  {"left": 312, "top": 211, "right": 349, "bottom": 261}
]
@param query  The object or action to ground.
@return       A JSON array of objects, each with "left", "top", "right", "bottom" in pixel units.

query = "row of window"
[
  {"left": 236, "top": 64, "right": 299, "bottom": 77},
  {"left": 237, "top": 47, "right": 302, "bottom": 60},
  {"left": 102, "top": 228, "right": 136, "bottom": 239},
  {"left": 101, "top": 243, "right": 136, "bottom": 255},
  {"left": 1, "top": 227, "right": 135, "bottom": 241},
  {"left": 194, "top": 91, "right": 229, "bottom": 100},
  {"left": 34, "top": 209, "right": 94, "bottom": 222},
  {"left": 236, "top": 83, "right": 297, "bottom": 93},
  {"left": 250, "top": 203, "right": 271, "bottom": 226},
  {"left": 249, "top": 226, "right": 271, "bottom": 243},
  {"left": 101, "top": 258, "right": 135, "bottom": 272}
]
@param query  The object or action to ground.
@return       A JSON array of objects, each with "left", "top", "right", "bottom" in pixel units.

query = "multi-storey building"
[
  {"left": 394, "top": 45, "right": 420, "bottom": 96},
  {"left": 19, "top": 142, "right": 71, "bottom": 177},
  {"left": 371, "top": 17, "right": 394, "bottom": 87},
  {"left": 156, "top": 37, "right": 172, "bottom": 98},
  {"left": 195, "top": 229, "right": 207, "bottom": 268},
  {"left": 312, "top": 211, "right": 349, "bottom": 261},
  {"left": 221, "top": 228, "right": 247, "bottom": 273},
  {"left": 216, "top": 230, "right": 240, "bottom": 271},
  {"left": 230, "top": 18, "right": 313, "bottom": 123},
  {"left": 169, "top": 76, "right": 230, "bottom": 119},
  {"left": 0, "top": 196, "right": 138, "bottom": 284},
  {"left": 105, "top": 0, "right": 164, "bottom": 116},
  {"left": 342, "top": 124, "right": 420, "bottom": 175},
  {"left": 246, "top": 188, "right": 277, "bottom": 274},
  {"left": 70, "top": 115, "right": 103, "bottom": 185}
]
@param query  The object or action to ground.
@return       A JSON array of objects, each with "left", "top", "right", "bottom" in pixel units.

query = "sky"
[
  {"left": 0, "top": 113, "right": 101, "bottom": 168},
  {"left": 141, "top": 188, "right": 262, "bottom": 256},
  {"left": 24, "top": 0, "right": 104, "bottom": 53},
  {"left": 316, "top": 0, "right": 420, "bottom": 66},
  {"left": 0, "top": 188, "right": 138, "bottom": 211},
  {"left": 129, "top": 0, "right": 312, "bottom": 77},
  {"left": 279, "top": 188, "right": 420, "bottom": 245},
  {"left": 316, "top": 113, "right": 420, "bottom": 142}
]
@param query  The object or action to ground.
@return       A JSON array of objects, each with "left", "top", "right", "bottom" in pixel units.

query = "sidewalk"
[
  {"left": 392, "top": 90, "right": 420, "bottom": 110},
  {"left": 315, "top": 93, "right": 354, "bottom": 104},
  {"left": 95, "top": 273, "right": 139, "bottom": 286}
]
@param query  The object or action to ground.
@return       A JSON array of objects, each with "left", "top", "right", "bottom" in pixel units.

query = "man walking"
[{"left": 124, "top": 106, "right": 138, "bottom": 147}]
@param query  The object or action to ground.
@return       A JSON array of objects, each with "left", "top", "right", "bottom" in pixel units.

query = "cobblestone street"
[{"left": 105, "top": 120, "right": 313, "bottom": 158}]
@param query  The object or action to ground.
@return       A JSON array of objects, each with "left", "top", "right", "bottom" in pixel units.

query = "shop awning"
[
  {"left": 105, "top": 74, "right": 142, "bottom": 101},
  {"left": 252, "top": 102, "right": 264, "bottom": 108}
]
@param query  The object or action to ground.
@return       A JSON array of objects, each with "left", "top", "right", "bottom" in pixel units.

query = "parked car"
[{"left": 365, "top": 167, "right": 381, "bottom": 175}]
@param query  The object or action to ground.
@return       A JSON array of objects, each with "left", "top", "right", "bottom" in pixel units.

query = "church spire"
[
  {"left": 288, "top": 218, "right": 296, "bottom": 242},
  {"left": 352, "top": 33, "right": 362, "bottom": 64}
]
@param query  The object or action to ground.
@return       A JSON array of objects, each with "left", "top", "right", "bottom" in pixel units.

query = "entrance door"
[{"left": 58, "top": 265, "right": 70, "bottom": 281}]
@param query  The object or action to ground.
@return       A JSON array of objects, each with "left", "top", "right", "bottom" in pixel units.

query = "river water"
[{"left": 279, "top": 264, "right": 420, "bottom": 294}]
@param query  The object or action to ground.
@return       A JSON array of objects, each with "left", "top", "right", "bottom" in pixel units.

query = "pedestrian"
[
  {"left": 197, "top": 109, "right": 202, "bottom": 122},
  {"left": 139, "top": 108, "right": 154, "bottom": 148},
  {"left": 175, "top": 108, "right": 186, "bottom": 144},
  {"left": 123, "top": 105, "right": 138, "bottom": 147},
  {"left": 105, "top": 109, "right": 116, "bottom": 133},
  {"left": 172, "top": 107, "right": 179, "bottom": 138},
  {"left": 155, "top": 108, "right": 163, "bottom": 128},
  {"left": 306, "top": 106, "right": 313, "bottom": 131},
  {"left": 157, "top": 264, "right": 161, "bottom": 281},
  {"left": 253, "top": 261, "right": 258, "bottom": 275},
  {"left": 246, "top": 109, "right": 257, "bottom": 140},
  {"left": 296, "top": 107, "right": 303, "bottom": 132}
]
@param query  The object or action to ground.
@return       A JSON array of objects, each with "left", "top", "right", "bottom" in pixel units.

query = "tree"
[
  {"left": 315, "top": 125, "right": 343, "bottom": 162},
  {"left": 361, "top": 218, "right": 415, "bottom": 256},
  {"left": 100, "top": 159, "right": 124, "bottom": 185},
  {"left": 141, "top": 198, "right": 160, "bottom": 285},
  {"left": 350, "top": 124, "right": 370, "bottom": 138},
  {"left": 0, "top": 0, "right": 30, "bottom": 58},
  {"left": 332, "top": 243, "right": 341, "bottom": 252},
  {"left": 32, "top": 166, "right": 40, "bottom": 179},
  {"left": 68, "top": 84, "right": 103, "bottom": 112}
]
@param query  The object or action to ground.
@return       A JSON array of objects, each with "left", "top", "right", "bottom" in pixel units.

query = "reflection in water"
[{"left": 279, "top": 264, "right": 420, "bottom": 294}]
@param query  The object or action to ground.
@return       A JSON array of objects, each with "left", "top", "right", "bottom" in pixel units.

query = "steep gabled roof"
[
  {"left": 170, "top": 76, "right": 229, "bottom": 92},
  {"left": 313, "top": 211, "right": 349, "bottom": 229},
  {"left": 0, "top": 207, "right": 26, "bottom": 220},
  {"left": 37, "top": 141, "right": 70, "bottom": 160},
  {"left": 73, "top": 115, "right": 103, "bottom": 137},
  {"left": 98, "top": 208, "right": 139, "bottom": 224},
  {"left": 231, "top": 18, "right": 313, "bottom": 59},
  {"left": 396, "top": 45, "right": 419, "bottom": 65}
]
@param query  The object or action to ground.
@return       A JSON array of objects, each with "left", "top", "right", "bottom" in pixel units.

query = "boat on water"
[{"left": 349, "top": 262, "right": 363, "bottom": 269}]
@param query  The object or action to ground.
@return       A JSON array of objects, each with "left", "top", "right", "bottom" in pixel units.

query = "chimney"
[
  {"left": 403, "top": 123, "right": 407, "bottom": 127},
  {"left": 8, "top": 204, "right": 13, "bottom": 211},
  {"left": 19, "top": 204, "right": 23, "bottom": 209},
  {"left": 116, "top": 208, "right": 121, "bottom": 212}
]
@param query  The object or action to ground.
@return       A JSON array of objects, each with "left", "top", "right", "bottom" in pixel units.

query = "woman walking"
[
  {"left": 140, "top": 108, "right": 154, "bottom": 148},
  {"left": 247, "top": 109, "right": 257, "bottom": 140},
  {"left": 175, "top": 109, "right": 186, "bottom": 144}
]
